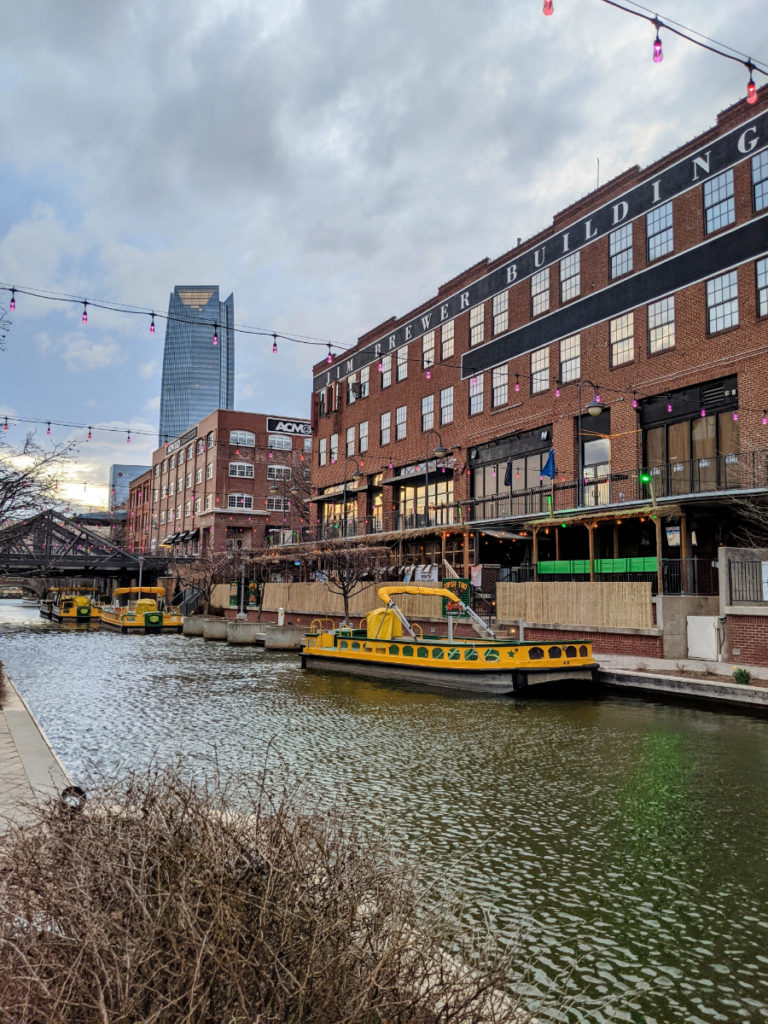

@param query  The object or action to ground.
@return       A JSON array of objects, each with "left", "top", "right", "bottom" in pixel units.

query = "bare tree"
[
  {"left": 317, "top": 543, "right": 391, "bottom": 626},
  {"left": 173, "top": 549, "right": 239, "bottom": 614},
  {"left": 729, "top": 495, "right": 768, "bottom": 547},
  {"left": 0, "top": 432, "right": 75, "bottom": 523}
]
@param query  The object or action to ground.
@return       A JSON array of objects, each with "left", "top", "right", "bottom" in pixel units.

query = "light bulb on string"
[
  {"left": 746, "top": 64, "right": 757, "bottom": 104},
  {"left": 150, "top": 313, "right": 155, "bottom": 335},
  {"left": 667, "top": 400, "right": 673, "bottom": 413},
  {"left": 700, "top": 408, "right": 707, "bottom": 417},
  {"left": 9, "top": 288, "right": 15, "bottom": 311},
  {"left": 653, "top": 22, "right": 663, "bottom": 63},
  {"left": 87, "top": 426, "right": 92, "bottom": 441},
  {"left": 514, "top": 375, "right": 520, "bottom": 393},
  {"left": 326, "top": 344, "right": 333, "bottom": 364},
  {"left": 555, "top": 382, "right": 560, "bottom": 398},
  {"left": 126, "top": 431, "right": 131, "bottom": 444},
  {"left": 542, "top": 0, "right": 553, "bottom": 15},
  {"left": 46, "top": 422, "right": 51, "bottom": 436},
  {"left": 377, "top": 360, "right": 383, "bottom": 373},
  {"left": 425, "top": 368, "right": 431, "bottom": 380},
  {"left": 763, "top": 411, "right": 767, "bottom": 427},
  {"left": 2, "top": 417, "right": 7, "bottom": 431},
  {"left": 81, "top": 301, "right": 88, "bottom": 324},
  {"left": 213, "top": 323, "right": 219, "bottom": 346},
  {"left": 733, "top": 411, "right": 739, "bottom": 422},
  {"left": 632, "top": 392, "right": 638, "bottom": 409},
  {"left": 272, "top": 333, "right": 278, "bottom": 354}
]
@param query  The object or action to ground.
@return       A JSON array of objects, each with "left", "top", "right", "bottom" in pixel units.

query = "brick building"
[
  {"left": 125, "top": 410, "right": 312, "bottom": 556},
  {"left": 310, "top": 88, "right": 768, "bottom": 593}
]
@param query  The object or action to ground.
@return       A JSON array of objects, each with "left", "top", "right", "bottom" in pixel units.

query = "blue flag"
[{"left": 540, "top": 448, "right": 555, "bottom": 479}]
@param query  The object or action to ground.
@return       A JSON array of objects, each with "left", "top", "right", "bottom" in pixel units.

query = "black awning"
[
  {"left": 161, "top": 533, "right": 179, "bottom": 545},
  {"left": 186, "top": 528, "right": 200, "bottom": 540},
  {"left": 176, "top": 531, "right": 190, "bottom": 541}
]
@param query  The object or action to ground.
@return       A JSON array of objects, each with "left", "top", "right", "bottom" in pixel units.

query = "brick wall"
[{"left": 725, "top": 615, "right": 768, "bottom": 667}]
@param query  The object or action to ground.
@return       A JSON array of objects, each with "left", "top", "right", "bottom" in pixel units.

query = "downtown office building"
[{"left": 158, "top": 286, "right": 235, "bottom": 446}]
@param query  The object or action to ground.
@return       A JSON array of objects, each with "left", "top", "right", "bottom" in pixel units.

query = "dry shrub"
[{"left": 0, "top": 766, "right": 524, "bottom": 1024}]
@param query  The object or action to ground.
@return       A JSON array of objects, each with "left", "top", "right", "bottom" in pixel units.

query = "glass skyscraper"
[{"left": 158, "top": 286, "right": 235, "bottom": 445}]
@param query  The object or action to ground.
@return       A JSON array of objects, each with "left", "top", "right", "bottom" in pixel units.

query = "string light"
[
  {"left": 213, "top": 323, "right": 219, "bottom": 346},
  {"left": 2, "top": 417, "right": 7, "bottom": 431},
  {"left": 150, "top": 313, "right": 155, "bottom": 335},
  {"left": 81, "top": 301, "right": 88, "bottom": 324},
  {"left": 632, "top": 392, "right": 638, "bottom": 409},
  {"left": 667, "top": 400, "right": 673, "bottom": 413},
  {"left": 87, "top": 426, "right": 92, "bottom": 440},
  {"left": 46, "top": 422, "right": 51, "bottom": 435},
  {"left": 126, "top": 431, "right": 131, "bottom": 444},
  {"left": 272, "top": 333, "right": 278, "bottom": 354},
  {"left": 700, "top": 407, "right": 707, "bottom": 417},
  {"left": 652, "top": 19, "right": 663, "bottom": 63},
  {"left": 9, "top": 288, "right": 15, "bottom": 311},
  {"left": 542, "top": 0, "right": 553, "bottom": 14},
  {"left": 762, "top": 411, "right": 767, "bottom": 426},
  {"left": 514, "top": 375, "right": 520, "bottom": 393},
  {"left": 425, "top": 368, "right": 431, "bottom": 379},
  {"left": 326, "top": 344, "right": 333, "bottom": 364},
  {"left": 733, "top": 411, "right": 739, "bottom": 422},
  {"left": 746, "top": 62, "right": 758, "bottom": 104}
]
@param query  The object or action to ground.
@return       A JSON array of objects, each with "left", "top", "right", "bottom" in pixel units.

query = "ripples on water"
[{"left": 1, "top": 601, "right": 767, "bottom": 1024}]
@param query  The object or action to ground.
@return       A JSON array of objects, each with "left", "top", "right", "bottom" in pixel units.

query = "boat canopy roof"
[
  {"left": 377, "top": 585, "right": 465, "bottom": 605},
  {"left": 112, "top": 586, "right": 165, "bottom": 596}
]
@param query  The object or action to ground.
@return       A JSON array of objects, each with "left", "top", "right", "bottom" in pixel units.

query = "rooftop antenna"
[{"left": 596, "top": 154, "right": 600, "bottom": 189}]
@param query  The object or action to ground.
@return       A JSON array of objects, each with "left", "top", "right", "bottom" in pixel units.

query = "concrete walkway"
[
  {"left": 0, "top": 668, "right": 71, "bottom": 833},
  {"left": 597, "top": 653, "right": 768, "bottom": 709}
]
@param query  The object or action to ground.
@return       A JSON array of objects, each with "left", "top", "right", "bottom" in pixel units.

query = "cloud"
[
  {"left": 139, "top": 360, "right": 158, "bottom": 379},
  {"left": 59, "top": 334, "right": 127, "bottom": 373}
]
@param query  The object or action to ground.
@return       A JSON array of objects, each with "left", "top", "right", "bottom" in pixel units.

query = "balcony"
[{"left": 468, "top": 449, "right": 768, "bottom": 524}]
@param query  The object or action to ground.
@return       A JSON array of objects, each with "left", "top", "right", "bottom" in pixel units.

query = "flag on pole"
[
  {"left": 504, "top": 460, "right": 512, "bottom": 486},
  {"left": 540, "top": 448, "right": 555, "bottom": 479}
]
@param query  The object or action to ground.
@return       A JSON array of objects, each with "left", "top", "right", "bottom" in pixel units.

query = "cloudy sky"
[{"left": 1, "top": 0, "right": 766, "bottom": 509}]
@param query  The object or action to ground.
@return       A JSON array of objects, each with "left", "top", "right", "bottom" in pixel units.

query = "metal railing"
[
  {"left": 468, "top": 449, "right": 768, "bottom": 523},
  {"left": 728, "top": 560, "right": 767, "bottom": 604}
]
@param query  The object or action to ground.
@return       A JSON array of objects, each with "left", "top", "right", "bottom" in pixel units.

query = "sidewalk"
[
  {"left": 0, "top": 667, "right": 71, "bottom": 833},
  {"left": 597, "top": 652, "right": 768, "bottom": 710}
]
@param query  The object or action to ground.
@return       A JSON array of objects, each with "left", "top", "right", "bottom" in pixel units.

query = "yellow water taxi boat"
[
  {"left": 99, "top": 586, "right": 183, "bottom": 634},
  {"left": 301, "top": 585, "right": 597, "bottom": 695},
  {"left": 50, "top": 591, "right": 100, "bottom": 623}
]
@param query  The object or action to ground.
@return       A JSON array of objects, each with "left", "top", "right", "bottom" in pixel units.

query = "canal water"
[{"left": 1, "top": 600, "right": 766, "bottom": 1024}]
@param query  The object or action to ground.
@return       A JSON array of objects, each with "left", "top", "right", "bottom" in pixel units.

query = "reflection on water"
[{"left": 1, "top": 601, "right": 767, "bottom": 1024}]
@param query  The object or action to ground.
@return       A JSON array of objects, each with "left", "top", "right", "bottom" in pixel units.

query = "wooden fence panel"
[
  {"left": 261, "top": 581, "right": 444, "bottom": 621},
  {"left": 496, "top": 582, "right": 653, "bottom": 629}
]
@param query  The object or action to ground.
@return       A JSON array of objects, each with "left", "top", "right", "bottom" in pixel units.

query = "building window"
[
  {"left": 346, "top": 374, "right": 358, "bottom": 404},
  {"left": 559, "top": 334, "right": 580, "bottom": 382},
  {"left": 610, "top": 223, "right": 633, "bottom": 278},
  {"left": 168, "top": 481, "right": 174, "bottom": 497},
  {"left": 648, "top": 296, "right": 675, "bottom": 353},
  {"left": 704, "top": 169, "right": 735, "bottom": 233},
  {"left": 531, "top": 268, "right": 550, "bottom": 316},
  {"left": 441, "top": 320, "right": 454, "bottom": 360},
  {"left": 318, "top": 389, "right": 328, "bottom": 418},
  {"left": 381, "top": 354, "right": 392, "bottom": 389},
  {"left": 176, "top": 505, "right": 181, "bottom": 522},
  {"left": 469, "top": 305, "right": 485, "bottom": 347},
  {"left": 346, "top": 425, "right": 355, "bottom": 455},
  {"left": 206, "top": 463, "right": 214, "bottom": 480},
  {"left": 184, "top": 501, "right": 191, "bottom": 517},
  {"left": 422, "top": 330, "right": 435, "bottom": 369},
  {"left": 531, "top": 347, "right": 549, "bottom": 393},
  {"left": 196, "top": 439, "right": 205, "bottom": 454},
  {"left": 266, "top": 496, "right": 285, "bottom": 512},
  {"left": 753, "top": 150, "right": 768, "bottom": 212},
  {"left": 330, "top": 433, "right": 339, "bottom": 462},
  {"left": 560, "top": 251, "right": 580, "bottom": 302},
  {"left": 268, "top": 434, "right": 292, "bottom": 451},
  {"left": 205, "top": 494, "right": 213, "bottom": 511},
  {"left": 396, "top": 405, "right": 407, "bottom": 440},
  {"left": 195, "top": 468, "right": 203, "bottom": 484},
  {"left": 207, "top": 431, "right": 215, "bottom": 448},
  {"left": 440, "top": 386, "right": 454, "bottom": 425},
  {"left": 169, "top": 455, "right": 176, "bottom": 469},
  {"left": 304, "top": 436, "right": 312, "bottom": 451},
  {"left": 185, "top": 474, "right": 192, "bottom": 489},
  {"left": 359, "top": 420, "right": 369, "bottom": 453},
  {"left": 380, "top": 411, "right": 391, "bottom": 446},
  {"left": 229, "top": 430, "right": 255, "bottom": 447},
  {"left": 229, "top": 462, "right": 254, "bottom": 478},
  {"left": 647, "top": 201, "right": 673, "bottom": 260},
  {"left": 228, "top": 494, "right": 253, "bottom": 510},
  {"left": 194, "top": 498, "right": 201, "bottom": 514},
  {"left": 161, "top": 461, "right": 167, "bottom": 474},
  {"left": 492, "top": 365, "right": 508, "bottom": 407},
  {"left": 160, "top": 510, "right": 165, "bottom": 525},
  {"left": 161, "top": 484, "right": 168, "bottom": 499},
  {"left": 610, "top": 313, "right": 634, "bottom": 366},
  {"left": 421, "top": 395, "right": 434, "bottom": 432},
  {"left": 707, "top": 270, "right": 739, "bottom": 333},
  {"left": 469, "top": 375, "right": 484, "bottom": 416},
  {"left": 319, "top": 437, "right": 327, "bottom": 466},
  {"left": 397, "top": 345, "right": 408, "bottom": 381},
  {"left": 268, "top": 464, "right": 291, "bottom": 480},
  {"left": 177, "top": 476, "right": 183, "bottom": 493},
  {"left": 493, "top": 292, "right": 509, "bottom": 334},
  {"left": 187, "top": 446, "right": 194, "bottom": 461},
  {"left": 360, "top": 365, "right": 369, "bottom": 398},
  {"left": 178, "top": 450, "right": 184, "bottom": 465},
  {"left": 153, "top": 464, "right": 160, "bottom": 478},
  {"left": 153, "top": 488, "right": 158, "bottom": 503},
  {"left": 757, "top": 258, "right": 768, "bottom": 317}
]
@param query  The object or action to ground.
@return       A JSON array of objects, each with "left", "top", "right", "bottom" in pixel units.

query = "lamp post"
[
  {"left": 423, "top": 429, "right": 450, "bottom": 528},
  {"left": 576, "top": 380, "right": 606, "bottom": 507},
  {"left": 338, "top": 454, "right": 362, "bottom": 538}
]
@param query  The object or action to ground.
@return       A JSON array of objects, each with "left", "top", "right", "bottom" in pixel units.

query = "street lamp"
[
  {"left": 339, "top": 455, "right": 363, "bottom": 538},
  {"left": 423, "top": 429, "right": 450, "bottom": 528},
  {"left": 576, "top": 380, "right": 606, "bottom": 507}
]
